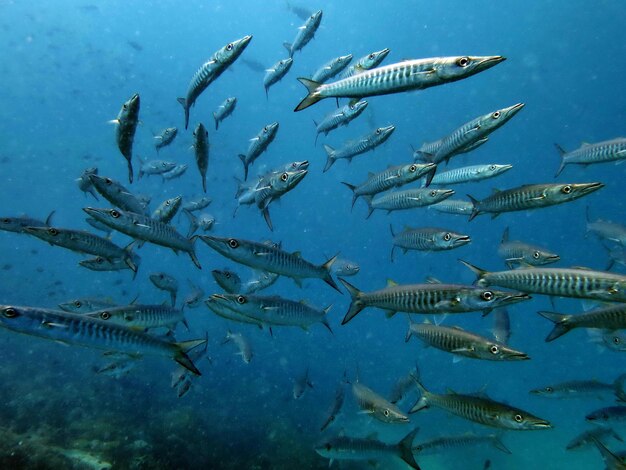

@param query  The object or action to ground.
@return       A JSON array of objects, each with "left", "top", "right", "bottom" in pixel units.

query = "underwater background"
[{"left": 1, "top": 0, "right": 626, "bottom": 468}]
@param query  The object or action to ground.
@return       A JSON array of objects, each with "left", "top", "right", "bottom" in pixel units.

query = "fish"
[
  {"left": 315, "top": 429, "right": 420, "bottom": 470},
  {"left": 412, "top": 433, "right": 511, "bottom": 456},
  {"left": 79, "top": 251, "right": 141, "bottom": 277},
  {"left": 339, "top": 278, "right": 530, "bottom": 325},
  {"left": 320, "top": 380, "right": 345, "bottom": 431},
  {"left": 204, "top": 296, "right": 264, "bottom": 329},
  {"left": 178, "top": 35, "right": 252, "bottom": 129},
  {"left": 88, "top": 174, "right": 148, "bottom": 215},
  {"left": 406, "top": 319, "right": 529, "bottom": 361},
  {"left": 263, "top": 58, "right": 293, "bottom": 98},
  {"left": 409, "top": 381, "right": 551, "bottom": 430},
  {"left": 192, "top": 122, "right": 209, "bottom": 193},
  {"left": 212, "top": 268, "right": 242, "bottom": 294},
  {"left": 182, "top": 280, "right": 204, "bottom": 311},
  {"left": 340, "top": 48, "right": 391, "bottom": 79},
  {"left": 352, "top": 380, "right": 409, "bottom": 424},
  {"left": 364, "top": 188, "right": 455, "bottom": 218},
  {"left": 390, "top": 225, "right": 470, "bottom": 261},
  {"left": 238, "top": 122, "right": 279, "bottom": 180},
  {"left": 417, "top": 104, "right": 524, "bottom": 165},
  {"left": 83, "top": 207, "right": 201, "bottom": 269},
  {"left": 283, "top": 10, "right": 322, "bottom": 58},
  {"left": 498, "top": 226, "right": 560, "bottom": 268},
  {"left": 293, "top": 367, "right": 314, "bottom": 399},
  {"left": 85, "top": 216, "right": 114, "bottom": 236},
  {"left": 162, "top": 164, "right": 188, "bottom": 181},
  {"left": 0, "top": 211, "right": 55, "bottom": 234},
  {"left": 323, "top": 125, "right": 395, "bottom": 172},
  {"left": 244, "top": 269, "right": 279, "bottom": 294},
  {"left": 429, "top": 164, "right": 513, "bottom": 185},
  {"left": 182, "top": 196, "right": 212, "bottom": 212},
  {"left": 213, "top": 97, "right": 236, "bottom": 130},
  {"left": 137, "top": 159, "right": 177, "bottom": 180},
  {"left": 592, "top": 437, "right": 626, "bottom": 470},
  {"left": 0, "top": 305, "right": 204, "bottom": 374},
  {"left": 151, "top": 196, "right": 182, "bottom": 224},
  {"left": 313, "top": 100, "right": 368, "bottom": 144},
  {"left": 295, "top": 55, "right": 505, "bottom": 111},
  {"left": 25, "top": 226, "right": 138, "bottom": 272},
  {"left": 342, "top": 162, "right": 436, "bottom": 208},
  {"left": 254, "top": 168, "right": 308, "bottom": 231},
  {"left": 538, "top": 304, "right": 626, "bottom": 341},
  {"left": 587, "top": 215, "right": 626, "bottom": 246},
  {"left": 111, "top": 93, "right": 140, "bottom": 183},
  {"left": 593, "top": 330, "right": 626, "bottom": 352},
  {"left": 530, "top": 375, "right": 626, "bottom": 400},
  {"left": 311, "top": 54, "right": 353, "bottom": 83},
  {"left": 184, "top": 210, "right": 215, "bottom": 237},
  {"left": 200, "top": 236, "right": 340, "bottom": 292},
  {"left": 58, "top": 297, "right": 117, "bottom": 314},
  {"left": 492, "top": 308, "right": 511, "bottom": 344},
  {"left": 171, "top": 337, "right": 209, "bottom": 398},
  {"left": 154, "top": 127, "right": 178, "bottom": 153},
  {"left": 586, "top": 406, "right": 626, "bottom": 425},
  {"left": 222, "top": 330, "right": 252, "bottom": 364},
  {"left": 76, "top": 167, "right": 99, "bottom": 200},
  {"left": 461, "top": 261, "right": 626, "bottom": 304},
  {"left": 566, "top": 428, "right": 623, "bottom": 451},
  {"left": 429, "top": 199, "right": 474, "bottom": 216},
  {"left": 389, "top": 365, "right": 420, "bottom": 405},
  {"left": 85, "top": 304, "right": 187, "bottom": 331},
  {"left": 149, "top": 272, "right": 179, "bottom": 307},
  {"left": 331, "top": 258, "right": 360, "bottom": 277},
  {"left": 467, "top": 182, "right": 604, "bottom": 221},
  {"left": 555, "top": 138, "right": 626, "bottom": 177}
]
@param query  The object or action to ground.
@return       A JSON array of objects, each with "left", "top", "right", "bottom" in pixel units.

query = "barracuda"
[
  {"left": 538, "top": 304, "right": 626, "bottom": 341},
  {"left": 390, "top": 225, "right": 470, "bottom": 261},
  {"left": 283, "top": 10, "right": 322, "bottom": 58},
  {"left": 352, "top": 381, "right": 409, "bottom": 424},
  {"left": 530, "top": 376, "right": 626, "bottom": 399},
  {"left": 339, "top": 48, "right": 390, "bottom": 79},
  {"left": 238, "top": 122, "right": 279, "bottom": 180},
  {"left": 555, "top": 138, "right": 626, "bottom": 177},
  {"left": 85, "top": 304, "right": 187, "bottom": 331},
  {"left": 323, "top": 125, "right": 395, "bottom": 172},
  {"left": 154, "top": 127, "right": 178, "bottom": 153},
  {"left": 213, "top": 97, "right": 236, "bottom": 131},
  {"left": 112, "top": 93, "right": 140, "bottom": 183},
  {"left": 83, "top": 207, "right": 201, "bottom": 269},
  {"left": 311, "top": 54, "right": 352, "bottom": 83},
  {"left": 295, "top": 55, "right": 505, "bottom": 111},
  {"left": 205, "top": 297, "right": 265, "bottom": 329},
  {"left": 320, "top": 380, "right": 345, "bottom": 431},
  {"left": 223, "top": 330, "right": 253, "bottom": 364},
  {"left": 410, "top": 381, "right": 551, "bottom": 430},
  {"left": 364, "top": 188, "right": 454, "bottom": 218},
  {"left": 429, "top": 199, "right": 474, "bottom": 216},
  {"left": 412, "top": 434, "right": 511, "bottom": 456},
  {"left": 88, "top": 174, "right": 148, "bottom": 215},
  {"left": 467, "top": 182, "right": 604, "bottom": 221},
  {"left": 313, "top": 100, "right": 368, "bottom": 144},
  {"left": 263, "top": 58, "right": 293, "bottom": 97},
  {"left": 342, "top": 162, "right": 436, "bottom": 209},
  {"left": 498, "top": 227, "right": 560, "bottom": 269},
  {"left": 0, "top": 211, "right": 54, "bottom": 234},
  {"left": 430, "top": 164, "right": 512, "bottom": 186},
  {"left": 338, "top": 278, "right": 530, "bottom": 325},
  {"left": 0, "top": 305, "right": 204, "bottom": 375},
  {"left": 253, "top": 169, "right": 308, "bottom": 231},
  {"left": 199, "top": 235, "right": 340, "bottom": 292},
  {"left": 152, "top": 196, "right": 182, "bottom": 224},
  {"left": 461, "top": 261, "right": 626, "bottom": 303},
  {"left": 193, "top": 123, "right": 209, "bottom": 193},
  {"left": 178, "top": 35, "right": 252, "bottom": 130}
]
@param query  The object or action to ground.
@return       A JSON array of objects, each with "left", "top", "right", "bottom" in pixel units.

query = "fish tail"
[
  {"left": 398, "top": 428, "right": 421, "bottom": 470},
  {"left": 173, "top": 338, "right": 206, "bottom": 375},
  {"left": 262, "top": 208, "right": 274, "bottom": 232},
  {"left": 424, "top": 165, "right": 437, "bottom": 187},
  {"left": 405, "top": 316, "right": 416, "bottom": 342},
  {"left": 127, "top": 160, "right": 134, "bottom": 184},
  {"left": 238, "top": 154, "right": 249, "bottom": 180},
  {"left": 537, "top": 311, "right": 572, "bottom": 341},
  {"left": 177, "top": 97, "right": 189, "bottom": 130},
  {"left": 408, "top": 380, "right": 429, "bottom": 413},
  {"left": 492, "top": 435, "right": 512, "bottom": 454},
  {"left": 294, "top": 78, "right": 323, "bottom": 111},
  {"left": 321, "top": 254, "right": 341, "bottom": 293},
  {"left": 188, "top": 237, "right": 202, "bottom": 270},
  {"left": 322, "top": 144, "right": 336, "bottom": 172},
  {"left": 501, "top": 226, "right": 510, "bottom": 244},
  {"left": 338, "top": 278, "right": 365, "bottom": 324},
  {"left": 363, "top": 195, "right": 374, "bottom": 219},
  {"left": 458, "top": 259, "right": 488, "bottom": 285},
  {"left": 554, "top": 143, "right": 567, "bottom": 177},
  {"left": 213, "top": 113, "right": 219, "bottom": 131},
  {"left": 340, "top": 182, "right": 358, "bottom": 208},
  {"left": 202, "top": 176, "right": 207, "bottom": 193},
  {"left": 183, "top": 209, "right": 198, "bottom": 237},
  {"left": 614, "top": 373, "right": 626, "bottom": 402},
  {"left": 283, "top": 42, "right": 293, "bottom": 58},
  {"left": 321, "top": 311, "right": 333, "bottom": 335},
  {"left": 467, "top": 194, "right": 480, "bottom": 221}
]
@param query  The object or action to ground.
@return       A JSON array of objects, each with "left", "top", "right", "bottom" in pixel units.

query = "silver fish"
[
  {"left": 88, "top": 174, "right": 148, "bottom": 215},
  {"left": 364, "top": 188, "right": 454, "bottom": 218},
  {"left": 213, "top": 97, "right": 236, "bottom": 130},
  {"left": 339, "top": 48, "right": 390, "bottom": 79},
  {"left": 555, "top": 138, "right": 626, "bottom": 177},
  {"left": 498, "top": 226, "right": 560, "bottom": 269},
  {"left": 154, "top": 127, "right": 178, "bottom": 152},
  {"left": 163, "top": 164, "right": 188, "bottom": 181},
  {"left": 311, "top": 54, "right": 353, "bottom": 83},
  {"left": 152, "top": 196, "right": 182, "bottom": 224},
  {"left": 331, "top": 258, "right": 360, "bottom": 277},
  {"left": 79, "top": 251, "right": 141, "bottom": 276},
  {"left": 566, "top": 428, "right": 623, "bottom": 451},
  {"left": 390, "top": 225, "right": 470, "bottom": 261},
  {"left": 86, "top": 304, "right": 187, "bottom": 331},
  {"left": 0, "top": 211, "right": 55, "bottom": 234},
  {"left": 77, "top": 167, "right": 99, "bottom": 200},
  {"left": 538, "top": 304, "right": 626, "bottom": 341},
  {"left": 178, "top": 35, "right": 252, "bottom": 129},
  {"left": 244, "top": 270, "right": 279, "bottom": 294},
  {"left": 138, "top": 159, "right": 177, "bottom": 180},
  {"left": 352, "top": 380, "right": 409, "bottom": 424},
  {"left": 587, "top": 216, "right": 626, "bottom": 246},
  {"left": 212, "top": 268, "right": 242, "bottom": 294},
  {"left": 222, "top": 330, "right": 252, "bottom": 364},
  {"left": 59, "top": 297, "right": 117, "bottom": 314},
  {"left": 182, "top": 196, "right": 212, "bottom": 212},
  {"left": 254, "top": 169, "right": 308, "bottom": 231},
  {"left": 283, "top": 10, "right": 322, "bottom": 58},
  {"left": 238, "top": 122, "right": 279, "bottom": 180},
  {"left": 323, "top": 125, "right": 395, "bottom": 172},
  {"left": 429, "top": 199, "right": 474, "bottom": 216},
  {"left": 193, "top": 122, "right": 209, "bottom": 193},
  {"left": 184, "top": 210, "right": 215, "bottom": 237},
  {"left": 149, "top": 272, "right": 179, "bottom": 307},
  {"left": 112, "top": 93, "right": 140, "bottom": 183},
  {"left": 530, "top": 375, "right": 626, "bottom": 400},
  {"left": 430, "top": 164, "right": 513, "bottom": 185},
  {"left": 263, "top": 58, "right": 293, "bottom": 97},
  {"left": 313, "top": 100, "right": 368, "bottom": 144},
  {"left": 295, "top": 55, "right": 505, "bottom": 111}
]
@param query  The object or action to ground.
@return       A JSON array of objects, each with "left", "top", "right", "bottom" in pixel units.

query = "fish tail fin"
[
  {"left": 340, "top": 182, "right": 358, "bottom": 208},
  {"left": 184, "top": 209, "right": 198, "bottom": 237},
  {"left": 127, "top": 160, "right": 134, "bottom": 184},
  {"left": 409, "top": 380, "right": 429, "bottom": 413},
  {"left": 188, "top": 236, "right": 202, "bottom": 269},
  {"left": 294, "top": 78, "right": 323, "bottom": 111},
  {"left": 214, "top": 113, "right": 219, "bottom": 131},
  {"left": 405, "top": 316, "right": 415, "bottom": 343},
  {"left": 501, "top": 226, "right": 510, "bottom": 244},
  {"left": 123, "top": 241, "right": 138, "bottom": 273},
  {"left": 537, "top": 311, "right": 572, "bottom": 341},
  {"left": 424, "top": 165, "right": 437, "bottom": 187},
  {"left": 322, "top": 144, "right": 336, "bottom": 172},
  {"left": 458, "top": 259, "right": 488, "bottom": 285},
  {"left": 413, "top": 151, "right": 433, "bottom": 163},
  {"left": 238, "top": 154, "right": 249, "bottom": 180},
  {"left": 321, "top": 314, "right": 333, "bottom": 335},
  {"left": 615, "top": 373, "right": 626, "bottom": 402},
  {"left": 177, "top": 97, "right": 189, "bottom": 130},
  {"left": 554, "top": 143, "right": 567, "bottom": 177},
  {"left": 321, "top": 254, "right": 341, "bottom": 293},
  {"left": 262, "top": 208, "right": 274, "bottom": 232},
  {"left": 338, "top": 278, "right": 365, "bottom": 324},
  {"left": 173, "top": 338, "right": 206, "bottom": 375},
  {"left": 398, "top": 428, "right": 421, "bottom": 470},
  {"left": 202, "top": 176, "right": 207, "bottom": 193},
  {"left": 492, "top": 434, "right": 512, "bottom": 454},
  {"left": 363, "top": 195, "right": 374, "bottom": 219},
  {"left": 467, "top": 194, "right": 480, "bottom": 221},
  {"left": 283, "top": 42, "right": 293, "bottom": 58}
]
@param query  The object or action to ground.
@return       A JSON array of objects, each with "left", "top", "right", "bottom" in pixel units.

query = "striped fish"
[
  {"left": 283, "top": 10, "right": 322, "bottom": 58},
  {"left": 538, "top": 304, "right": 626, "bottom": 341},
  {"left": 314, "top": 100, "right": 368, "bottom": 144},
  {"left": 112, "top": 93, "right": 140, "bottom": 183},
  {"left": 83, "top": 207, "right": 201, "bottom": 269},
  {"left": 390, "top": 225, "right": 470, "bottom": 260},
  {"left": 0, "top": 211, "right": 55, "bottom": 234},
  {"left": 311, "top": 54, "right": 353, "bottom": 83},
  {"left": 88, "top": 174, "right": 148, "bottom": 215},
  {"left": 364, "top": 188, "right": 454, "bottom": 218},
  {"left": 238, "top": 122, "right": 279, "bottom": 180},
  {"left": 263, "top": 58, "right": 293, "bottom": 97},
  {"left": 339, "top": 48, "right": 390, "bottom": 79},
  {"left": 412, "top": 434, "right": 511, "bottom": 456},
  {"left": 85, "top": 304, "right": 187, "bottom": 330},
  {"left": 213, "top": 97, "right": 236, "bottom": 131},
  {"left": 295, "top": 55, "right": 505, "bottom": 111},
  {"left": 555, "top": 138, "right": 626, "bottom": 177},
  {"left": 0, "top": 305, "right": 205, "bottom": 375},
  {"left": 193, "top": 123, "right": 209, "bottom": 193},
  {"left": 323, "top": 125, "right": 395, "bottom": 172},
  {"left": 178, "top": 35, "right": 252, "bottom": 129},
  {"left": 498, "top": 227, "right": 560, "bottom": 268},
  {"left": 467, "top": 182, "right": 604, "bottom": 221},
  {"left": 429, "top": 199, "right": 474, "bottom": 216},
  {"left": 352, "top": 381, "right": 409, "bottom": 423},
  {"left": 154, "top": 127, "right": 178, "bottom": 153},
  {"left": 152, "top": 196, "right": 182, "bottom": 224},
  {"left": 430, "top": 164, "right": 512, "bottom": 186}
]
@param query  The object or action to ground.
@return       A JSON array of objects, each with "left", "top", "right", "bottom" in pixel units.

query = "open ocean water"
[{"left": 1, "top": 0, "right": 626, "bottom": 468}]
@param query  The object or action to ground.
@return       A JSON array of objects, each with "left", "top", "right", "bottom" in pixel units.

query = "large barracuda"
[
  {"left": 0, "top": 211, "right": 54, "bottom": 234},
  {"left": 323, "top": 125, "right": 395, "bottom": 172},
  {"left": 83, "top": 207, "right": 201, "bottom": 269},
  {"left": 283, "top": 10, "right": 322, "bottom": 58},
  {"left": 85, "top": 304, "right": 187, "bottom": 331},
  {"left": 238, "top": 122, "right": 279, "bottom": 180},
  {"left": 0, "top": 305, "right": 205, "bottom": 375},
  {"left": 467, "top": 182, "right": 604, "bottom": 221},
  {"left": 342, "top": 162, "right": 436, "bottom": 208},
  {"left": 555, "top": 138, "right": 626, "bottom": 177},
  {"left": 461, "top": 261, "right": 626, "bottom": 303},
  {"left": 538, "top": 304, "right": 626, "bottom": 341},
  {"left": 410, "top": 381, "right": 552, "bottom": 430},
  {"left": 295, "top": 55, "right": 505, "bottom": 111},
  {"left": 25, "top": 226, "right": 138, "bottom": 272},
  {"left": 417, "top": 104, "right": 524, "bottom": 165},
  {"left": 338, "top": 278, "right": 530, "bottom": 325},
  {"left": 178, "top": 35, "right": 252, "bottom": 130},
  {"left": 199, "top": 235, "right": 340, "bottom": 292},
  {"left": 112, "top": 93, "right": 140, "bottom": 183},
  {"left": 429, "top": 164, "right": 512, "bottom": 186}
]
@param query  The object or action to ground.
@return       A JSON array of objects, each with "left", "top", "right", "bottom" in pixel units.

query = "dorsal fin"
[{"left": 386, "top": 279, "right": 398, "bottom": 287}]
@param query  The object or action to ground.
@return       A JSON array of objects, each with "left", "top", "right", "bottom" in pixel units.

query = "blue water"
[{"left": 1, "top": 0, "right": 626, "bottom": 468}]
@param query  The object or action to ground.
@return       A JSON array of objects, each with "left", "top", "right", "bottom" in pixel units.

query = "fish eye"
[
  {"left": 489, "top": 165, "right": 496, "bottom": 170},
  {"left": 228, "top": 239, "right": 239, "bottom": 249},
  {"left": 226, "top": 43, "right": 233, "bottom": 51},
  {"left": 48, "top": 228, "right": 59, "bottom": 236},
  {"left": 2, "top": 218, "right": 10, "bottom": 224},
  {"left": 349, "top": 104, "right": 355, "bottom": 110},
  {"left": 514, "top": 414, "right": 523, "bottom": 423},
  {"left": 430, "top": 190, "right": 437, "bottom": 197},
  {"left": 74, "top": 301, "right": 82, "bottom": 307},
  {"left": 122, "top": 104, "right": 128, "bottom": 110},
  {"left": 376, "top": 128, "right": 382, "bottom": 135},
  {"left": 481, "top": 291, "right": 494, "bottom": 301},
  {"left": 325, "top": 444, "right": 332, "bottom": 451},
  {"left": 110, "top": 210, "right": 120, "bottom": 218},
  {"left": 490, "top": 345, "right": 500, "bottom": 354},
  {"left": 224, "top": 272, "right": 231, "bottom": 279},
  {"left": 415, "top": 445, "right": 423, "bottom": 452},
  {"left": 544, "top": 387, "right": 553, "bottom": 393},
  {"left": 263, "top": 127, "right": 268, "bottom": 133},
  {"left": 280, "top": 172, "right": 288, "bottom": 182},
  {"left": 2, "top": 307, "right": 18, "bottom": 318},
  {"left": 100, "top": 311, "right": 111, "bottom": 320},
  {"left": 383, "top": 409, "right": 390, "bottom": 417},
  {"left": 492, "top": 111, "right": 501, "bottom": 119},
  {"left": 105, "top": 178, "right": 113, "bottom": 185},
  {"left": 236, "top": 295, "right": 246, "bottom": 304},
  {"left": 368, "top": 53, "right": 375, "bottom": 60},
  {"left": 533, "top": 251, "right": 540, "bottom": 259},
  {"left": 165, "top": 201, "right": 171, "bottom": 206},
  {"left": 444, "top": 233, "right": 452, "bottom": 241},
  {"left": 614, "top": 336, "right": 621, "bottom": 344},
  {"left": 96, "top": 257, "right": 104, "bottom": 264},
  {"left": 457, "top": 56, "right": 470, "bottom": 67},
  {"left": 409, "top": 164, "right": 417, "bottom": 172},
  {"left": 561, "top": 185, "right": 572, "bottom": 194}
]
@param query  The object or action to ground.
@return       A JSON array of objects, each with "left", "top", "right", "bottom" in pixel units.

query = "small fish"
[
  {"left": 212, "top": 268, "right": 243, "bottom": 294},
  {"left": 498, "top": 227, "right": 560, "bottom": 269},
  {"left": 320, "top": 379, "right": 345, "bottom": 431},
  {"left": 586, "top": 406, "right": 626, "bottom": 425},
  {"left": 530, "top": 375, "right": 626, "bottom": 400},
  {"left": 283, "top": 10, "right": 323, "bottom": 58},
  {"left": 182, "top": 196, "right": 212, "bottom": 212},
  {"left": 430, "top": 164, "right": 513, "bottom": 185},
  {"left": 76, "top": 167, "right": 99, "bottom": 200},
  {"left": 323, "top": 125, "right": 395, "bottom": 172},
  {"left": 111, "top": 93, "right": 140, "bottom": 183},
  {"left": 184, "top": 210, "right": 215, "bottom": 237},
  {"left": 263, "top": 58, "right": 293, "bottom": 98},
  {"left": 97, "top": 356, "right": 137, "bottom": 379},
  {"left": 364, "top": 188, "right": 455, "bottom": 218},
  {"left": 555, "top": 138, "right": 626, "bottom": 177},
  {"left": 193, "top": 122, "right": 209, "bottom": 193},
  {"left": 149, "top": 272, "right": 179, "bottom": 307},
  {"left": 59, "top": 297, "right": 117, "bottom": 314},
  {"left": 152, "top": 196, "right": 182, "bottom": 224},
  {"left": 412, "top": 433, "right": 511, "bottom": 456},
  {"left": 79, "top": 251, "right": 141, "bottom": 276},
  {"left": 88, "top": 174, "right": 148, "bottom": 215},
  {"left": 390, "top": 225, "right": 470, "bottom": 261},
  {"left": 163, "top": 164, "right": 188, "bottom": 181},
  {"left": 238, "top": 122, "right": 279, "bottom": 180},
  {"left": 254, "top": 168, "right": 308, "bottom": 231},
  {"left": 311, "top": 54, "right": 353, "bottom": 83},
  {"left": 244, "top": 270, "right": 279, "bottom": 294},
  {"left": 154, "top": 127, "right": 178, "bottom": 153},
  {"left": 138, "top": 159, "right": 177, "bottom": 180},
  {"left": 222, "top": 330, "right": 252, "bottom": 364},
  {"left": 313, "top": 100, "right": 368, "bottom": 144},
  {"left": 352, "top": 380, "right": 409, "bottom": 424},
  {"left": 213, "top": 97, "right": 236, "bottom": 130},
  {"left": 182, "top": 280, "right": 204, "bottom": 311},
  {"left": 340, "top": 48, "right": 391, "bottom": 79},
  {"left": 293, "top": 367, "right": 314, "bottom": 399},
  {"left": 566, "top": 427, "right": 623, "bottom": 451},
  {"left": 331, "top": 258, "right": 360, "bottom": 277}
]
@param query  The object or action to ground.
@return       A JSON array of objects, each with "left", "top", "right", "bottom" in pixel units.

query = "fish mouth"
[
  {"left": 453, "top": 235, "right": 471, "bottom": 246},
  {"left": 210, "top": 294, "right": 228, "bottom": 302},
  {"left": 545, "top": 255, "right": 561, "bottom": 262},
  {"left": 502, "top": 292, "right": 532, "bottom": 304},
  {"left": 500, "top": 103, "right": 525, "bottom": 119},
  {"left": 234, "top": 35, "right": 253, "bottom": 50},
  {"left": 476, "top": 55, "right": 506, "bottom": 68},
  {"left": 531, "top": 420, "right": 552, "bottom": 429},
  {"left": 507, "top": 351, "right": 530, "bottom": 360},
  {"left": 380, "top": 125, "right": 395, "bottom": 134},
  {"left": 575, "top": 182, "right": 605, "bottom": 196}
]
